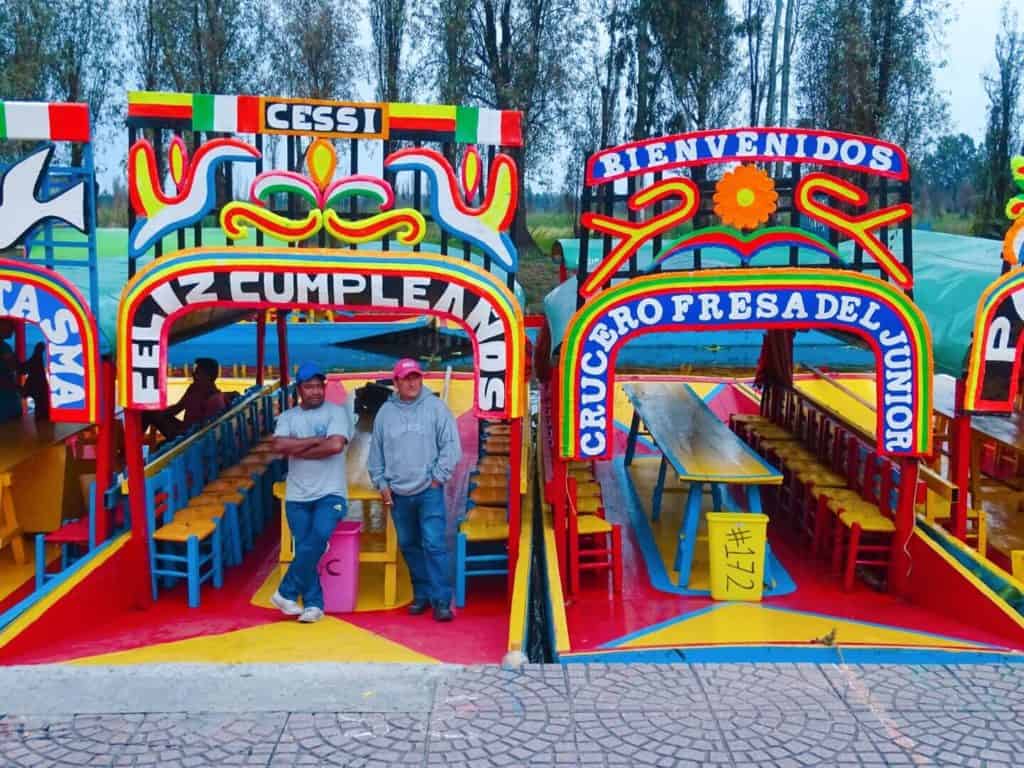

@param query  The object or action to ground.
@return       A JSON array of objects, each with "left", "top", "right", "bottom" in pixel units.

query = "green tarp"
[
  {"left": 549, "top": 230, "right": 1002, "bottom": 377},
  {"left": 40, "top": 228, "right": 527, "bottom": 353}
]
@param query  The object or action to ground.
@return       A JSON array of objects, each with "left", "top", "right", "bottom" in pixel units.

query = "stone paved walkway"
[{"left": 1, "top": 662, "right": 1022, "bottom": 766}]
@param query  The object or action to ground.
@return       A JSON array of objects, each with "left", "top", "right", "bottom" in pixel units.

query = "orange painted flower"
[{"left": 713, "top": 165, "right": 778, "bottom": 230}]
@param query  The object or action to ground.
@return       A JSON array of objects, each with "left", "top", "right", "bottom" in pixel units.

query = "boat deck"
[{"left": 1, "top": 372, "right": 518, "bottom": 665}]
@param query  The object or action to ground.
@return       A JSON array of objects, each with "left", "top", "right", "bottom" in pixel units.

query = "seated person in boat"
[
  {"left": 0, "top": 320, "right": 48, "bottom": 423},
  {"left": 143, "top": 357, "right": 228, "bottom": 439}
]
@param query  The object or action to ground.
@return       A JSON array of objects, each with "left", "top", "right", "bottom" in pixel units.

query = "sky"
[
  {"left": 934, "top": 0, "right": 1005, "bottom": 141},
  {"left": 93, "top": 0, "right": 1008, "bottom": 194}
]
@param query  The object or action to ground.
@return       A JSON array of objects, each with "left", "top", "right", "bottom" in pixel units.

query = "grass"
[{"left": 919, "top": 212, "right": 975, "bottom": 236}]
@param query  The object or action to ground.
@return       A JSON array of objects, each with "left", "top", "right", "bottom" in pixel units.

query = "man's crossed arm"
[{"left": 273, "top": 435, "right": 347, "bottom": 459}]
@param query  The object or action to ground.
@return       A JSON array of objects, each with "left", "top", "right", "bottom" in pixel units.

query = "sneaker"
[
  {"left": 271, "top": 590, "right": 302, "bottom": 616},
  {"left": 408, "top": 598, "right": 430, "bottom": 616},
  {"left": 298, "top": 606, "right": 324, "bottom": 623},
  {"left": 432, "top": 604, "right": 454, "bottom": 622}
]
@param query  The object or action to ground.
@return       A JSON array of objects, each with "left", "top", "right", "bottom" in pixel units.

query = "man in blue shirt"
[
  {"left": 271, "top": 362, "right": 353, "bottom": 623},
  {"left": 368, "top": 359, "right": 461, "bottom": 621}
]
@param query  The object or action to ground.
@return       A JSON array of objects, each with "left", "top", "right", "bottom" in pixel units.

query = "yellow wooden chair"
[
  {"left": 469, "top": 472, "right": 508, "bottom": 488},
  {"left": 1012, "top": 551, "right": 1024, "bottom": 582},
  {"left": 184, "top": 488, "right": 246, "bottom": 566},
  {"left": 477, "top": 456, "right": 511, "bottom": 473},
  {"left": 482, "top": 438, "right": 511, "bottom": 456},
  {"left": 919, "top": 494, "right": 987, "bottom": 556},
  {"left": 147, "top": 469, "right": 222, "bottom": 608},
  {"left": 456, "top": 505, "right": 509, "bottom": 607},
  {"left": 469, "top": 485, "right": 508, "bottom": 506},
  {"left": 0, "top": 472, "right": 25, "bottom": 565}
]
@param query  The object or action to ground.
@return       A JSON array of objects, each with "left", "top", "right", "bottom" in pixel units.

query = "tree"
[
  {"left": 627, "top": 0, "right": 669, "bottom": 140},
  {"left": 739, "top": 0, "right": 771, "bottom": 125},
  {"left": 918, "top": 134, "right": 979, "bottom": 216},
  {"left": 0, "top": 0, "right": 53, "bottom": 101},
  {"left": 562, "top": 0, "right": 630, "bottom": 222},
  {"left": 157, "top": 0, "right": 262, "bottom": 95},
  {"left": 269, "top": 0, "right": 360, "bottom": 99},
  {"left": 778, "top": 0, "right": 800, "bottom": 126},
  {"left": 370, "top": 0, "right": 408, "bottom": 103},
  {"left": 468, "top": 0, "right": 581, "bottom": 245},
  {"left": 974, "top": 5, "right": 1023, "bottom": 239},
  {"left": 47, "top": 0, "right": 123, "bottom": 165},
  {"left": 593, "top": 0, "right": 630, "bottom": 150},
  {"left": 796, "top": 0, "right": 948, "bottom": 157},
  {"left": 652, "top": 1, "right": 739, "bottom": 133},
  {"left": 411, "top": 0, "right": 473, "bottom": 104},
  {"left": 764, "top": 0, "right": 784, "bottom": 125},
  {"left": 127, "top": 0, "right": 170, "bottom": 93}
]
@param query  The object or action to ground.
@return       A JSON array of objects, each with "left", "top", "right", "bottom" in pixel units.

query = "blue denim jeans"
[
  {"left": 279, "top": 494, "right": 347, "bottom": 610},
  {"left": 392, "top": 485, "right": 452, "bottom": 606}
]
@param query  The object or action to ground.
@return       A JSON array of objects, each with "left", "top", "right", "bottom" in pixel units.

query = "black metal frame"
[{"left": 125, "top": 123, "right": 523, "bottom": 293}]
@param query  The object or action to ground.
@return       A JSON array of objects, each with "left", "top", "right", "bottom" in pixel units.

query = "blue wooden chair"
[
  {"left": 455, "top": 468, "right": 512, "bottom": 607},
  {"left": 179, "top": 437, "right": 246, "bottom": 564},
  {"left": 147, "top": 468, "right": 223, "bottom": 607},
  {"left": 455, "top": 505, "right": 509, "bottom": 608}
]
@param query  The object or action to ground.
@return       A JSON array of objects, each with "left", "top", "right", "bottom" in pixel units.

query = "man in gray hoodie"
[{"left": 368, "top": 359, "right": 461, "bottom": 621}]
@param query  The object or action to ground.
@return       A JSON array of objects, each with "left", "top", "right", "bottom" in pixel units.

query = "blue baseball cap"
[{"left": 296, "top": 361, "right": 326, "bottom": 384}]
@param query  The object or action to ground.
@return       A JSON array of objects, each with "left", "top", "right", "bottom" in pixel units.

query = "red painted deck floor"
[
  {"left": 561, "top": 460, "right": 1024, "bottom": 656},
  {"left": 2, "top": 380, "right": 512, "bottom": 666},
  {"left": 2, "top": 517, "right": 511, "bottom": 665}
]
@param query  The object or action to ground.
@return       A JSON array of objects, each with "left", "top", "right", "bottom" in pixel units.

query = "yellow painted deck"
[
  {"left": 0, "top": 544, "right": 57, "bottom": 604},
  {"left": 626, "top": 456, "right": 715, "bottom": 591},
  {"left": 0, "top": 372, "right": 523, "bottom": 666},
  {"left": 557, "top": 375, "right": 1020, "bottom": 660},
  {"left": 795, "top": 373, "right": 1024, "bottom": 563},
  {"left": 613, "top": 602, "right": 994, "bottom": 650},
  {"left": 70, "top": 616, "right": 439, "bottom": 665}
]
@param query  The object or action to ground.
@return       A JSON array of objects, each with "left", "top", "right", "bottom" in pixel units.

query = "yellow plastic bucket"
[{"left": 706, "top": 512, "right": 769, "bottom": 602}]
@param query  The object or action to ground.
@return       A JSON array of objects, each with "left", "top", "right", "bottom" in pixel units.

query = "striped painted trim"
[
  {"left": 125, "top": 92, "right": 523, "bottom": 146},
  {"left": 0, "top": 101, "right": 90, "bottom": 142},
  {"left": 456, "top": 106, "right": 522, "bottom": 146},
  {"left": 192, "top": 94, "right": 261, "bottom": 133}
]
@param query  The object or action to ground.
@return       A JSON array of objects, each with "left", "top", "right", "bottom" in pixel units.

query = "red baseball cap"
[{"left": 393, "top": 358, "right": 424, "bottom": 379}]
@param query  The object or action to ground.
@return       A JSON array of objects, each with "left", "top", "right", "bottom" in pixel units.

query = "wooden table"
[
  {"left": 623, "top": 382, "right": 783, "bottom": 588},
  {"left": 933, "top": 373, "right": 1024, "bottom": 503},
  {"left": 0, "top": 416, "right": 90, "bottom": 550},
  {"left": 933, "top": 374, "right": 1024, "bottom": 451}
]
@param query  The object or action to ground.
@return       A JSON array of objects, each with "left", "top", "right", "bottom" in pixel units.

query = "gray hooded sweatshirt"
[{"left": 367, "top": 388, "right": 462, "bottom": 496}]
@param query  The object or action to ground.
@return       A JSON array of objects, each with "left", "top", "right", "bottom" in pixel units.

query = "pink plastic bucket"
[{"left": 317, "top": 521, "right": 362, "bottom": 613}]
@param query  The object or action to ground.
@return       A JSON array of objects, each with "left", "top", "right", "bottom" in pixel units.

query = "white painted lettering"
[{"left": 781, "top": 292, "right": 808, "bottom": 319}]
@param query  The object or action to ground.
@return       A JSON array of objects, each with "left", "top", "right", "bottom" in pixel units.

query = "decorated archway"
[
  {"left": 557, "top": 268, "right": 933, "bottom": 460},
  {"left": 0, "top": 258, "right": 100, "bottom": 423},
  {"left": 963, "top": 268, "right": 1024, "bottom": 413},
  {"left": 116, "top": 248, "right": 525, "bottom": 418}
]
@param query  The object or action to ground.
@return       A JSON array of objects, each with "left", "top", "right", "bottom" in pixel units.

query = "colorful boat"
[
  {"left": 0, "top": 93, "right": 532, "bottom": 664},
  {"left": 3, "top": 94, "right": 1024, "bottom": 669},
  {"left": 535, "top": 130, "right": 1024, "bottom": 664}
]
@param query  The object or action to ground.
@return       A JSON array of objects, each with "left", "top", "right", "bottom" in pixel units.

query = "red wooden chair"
[{"left": 566, "top": 477, "right": 622, "bottom": 595}]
